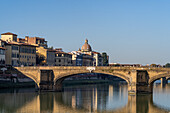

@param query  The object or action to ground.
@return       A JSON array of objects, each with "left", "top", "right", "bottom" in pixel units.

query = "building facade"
[
  {"left": 46, "top": 49, "right": 56, "bottom": 66},
  {"left": 71, "top": 39, "right": 104, "bottom": 66},
  {"left": 4, "top": 42, "right": 36, "bottom": 66},
  {"left": 5, "top": 42, "right": 20, "bottom": 66},
  {"left": 0, "top": 47, "right": 6, "bottom": 65},
  {"left": 71, "top": 51, "right": 83, "bottom": 66},
  {"left": 1, "top": 32, "right": 37, "bottom": 66},
  {"left": 1, "top": 32, "right": 17, "bottom": 42},
  {"left": 55, "top": 50, "right": 72, "bottom": 66},
  {"left": 93, "top": 52, "right": 103, "bottom": 66},
  {"left": 17, "top": 36, "right": 48, "bottom": 48},
  {"left": 1, "top": 32, "right": 108, "bottom": 67},
  {"left": 19, "top": 43, "right": 36, "bottom": 66}
]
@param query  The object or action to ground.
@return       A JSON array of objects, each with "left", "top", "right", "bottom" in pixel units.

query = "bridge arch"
[
  {"left": 54, "top": 70, "right": 131, "bottom": 86},
  {"left": 15, "top": 72, "right": 39, "bottom": 88},
  {"left": 149, "top": 73, "right": 170, "bottom": 85},
  {"left": 167, "top": 77, "right": 170, "bottom": 80}
]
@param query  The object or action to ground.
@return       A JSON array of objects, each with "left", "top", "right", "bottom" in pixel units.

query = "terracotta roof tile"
[
  {"left": 6, "top": 41, "right": 37, "bottom": 47},
  {"left": 47, "top": 49, "right": 56, "bottom": 52},
  {"left": 55, "top": 51, "right": 70, "bottom": 54},
  {"left": 92, "top": 51, "right": 100, "bottom": 54},
  {"left": 0, "top": 47, "right": 6, "bottom": 50},
  {"left": 1, "top": 32, "right": 17, "bottom": 36}
]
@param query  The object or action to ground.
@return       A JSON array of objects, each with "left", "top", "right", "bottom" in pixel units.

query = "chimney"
[
  {"left": 25, "top": 36, "right": 29, "bottom": 43},
  {"left": 17, "top": 38, "right": 20, "bottom": 42}
]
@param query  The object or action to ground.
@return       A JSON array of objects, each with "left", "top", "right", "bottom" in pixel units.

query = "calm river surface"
[{"left": 0, "top": 82, "right": 170, "bottom": 113}]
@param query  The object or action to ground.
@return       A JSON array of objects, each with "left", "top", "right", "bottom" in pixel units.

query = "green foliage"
[
  {"left": 102, "top": 52, "right": 109, "bottom": 66},
  {"left": 36, "top": 53, "right": 45, "bottom": 65},
  {"left": 49, "top": 46, "right": 54, "bottom": 50},
  {"left": 165, "top": 63, "right": 170, "bottom": 68}
]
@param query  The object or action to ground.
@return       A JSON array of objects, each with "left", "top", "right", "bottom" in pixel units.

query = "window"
[
  {"left": 32, "top": 49, "right": 36, "bottom": 54},
  {"left": 58, "top": 54, "right": 61, "bottom": 57},
  {"left": 12, "top": 46, "right": 18, "bottom": 50},
  {"left": 12, "top": 53, "right": 17, "bottom": 58}
]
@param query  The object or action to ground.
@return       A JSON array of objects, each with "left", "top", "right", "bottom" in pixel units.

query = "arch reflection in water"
[
  {"left": 0, "top": 88, "right": 38, "bottom": 113},
  {"left": 0, "top": 84, "right": 170, "bottom": 113},
  {"left": 61, "top": 84, "right": 128, "bottom": 112}
]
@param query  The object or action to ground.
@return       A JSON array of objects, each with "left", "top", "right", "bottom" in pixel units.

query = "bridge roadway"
[{"left": 14, "top": 66, "right": 170, "bottom": 93}]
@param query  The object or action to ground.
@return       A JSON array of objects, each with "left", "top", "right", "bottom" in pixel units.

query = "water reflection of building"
[
  {"left": 72, "top": 95, "right": 76, "bottom": 108},
  {"left": 93, "top": 88, "right": 98, "bottom": 111},
  {"left": 109, "top": 85, "right": 113, "bottom": 99}
]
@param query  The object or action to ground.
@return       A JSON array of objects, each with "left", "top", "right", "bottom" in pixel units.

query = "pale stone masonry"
[{"left": 15, "top": 66, "right": 170, "bottom": 93}]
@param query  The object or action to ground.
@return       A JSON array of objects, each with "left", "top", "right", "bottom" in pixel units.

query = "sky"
[{"left": 1, "top": 0, "right": 170, "bottom": 65}]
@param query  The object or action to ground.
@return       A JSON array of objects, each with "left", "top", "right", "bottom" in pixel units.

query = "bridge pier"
[
  {"left": 128, "top": 83, "right": 153, "bottom": 94},
  {"left": 167, "top": 77, "right": 170, "bottom": 84},
  {"left": 54, "top": 84, "right": 63, "bottom": 92},
  {"left": 39, "top": 70, "right": 54, "bottom": 91},
  {"left": 161, "top": 77, "right": 168, "bottom": 86},
  {"left": 128, "top": 70, "right": 152, "bottom": 94}
]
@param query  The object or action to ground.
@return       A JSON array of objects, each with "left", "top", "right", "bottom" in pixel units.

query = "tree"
[
  {"left": 102, "top": 52, "right": 109, "bottom": 66},
  {"left": 49, "top": 46, "right": 54, "bottom": 50},
  {"left": 36, "top": 53, "right": 45, "bottom": 65},
  {"left": 165, "top": 63, "right": 170, "bottom": 68}
]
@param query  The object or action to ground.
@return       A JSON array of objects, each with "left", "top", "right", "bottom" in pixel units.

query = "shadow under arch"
[
  {"left": 54, "top": 71, "right": 131, "bottom": 87},
  {"left": 24, "top": 73, "right": 39, "bottom": 88},
  {"left": 167, "top": 77, "right": 170, "bottom": 81},
  {"left": 13, "top": 68, "right": 39, "bottom": 89}
]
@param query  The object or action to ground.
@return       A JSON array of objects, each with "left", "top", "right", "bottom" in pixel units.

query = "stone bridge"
[{"left": 14, "top": 66, "right": 170, "bottom": 93}]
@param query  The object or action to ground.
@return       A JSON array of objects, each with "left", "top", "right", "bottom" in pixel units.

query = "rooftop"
[
  {"left": 55, "top": 51, "right": 71, "bottom": 54},
  {"left": 0, "top": 47, "right": 6, "bottom": 50},
  {"left": 7, "top": 41, "right": 37, "bottom": 47},
  {"left": 92, "top": 51, "right": 100, "bottom": 54},
  {"left": 1, "top": 32, "right": 17, "bottom": 36}
]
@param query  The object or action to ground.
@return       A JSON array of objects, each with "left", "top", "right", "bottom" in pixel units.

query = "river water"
[{"left": 0, "top": 82, "right": 170, "bottom": 113}]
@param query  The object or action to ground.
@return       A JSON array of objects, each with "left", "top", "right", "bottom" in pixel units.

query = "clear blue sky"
[{"left": 1, "top": 0, "right": 170, "bottom": 65}]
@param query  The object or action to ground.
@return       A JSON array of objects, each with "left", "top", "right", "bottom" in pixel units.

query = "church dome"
[{"left": 81, "top": 39, "right": 92, "bottom": 52}]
